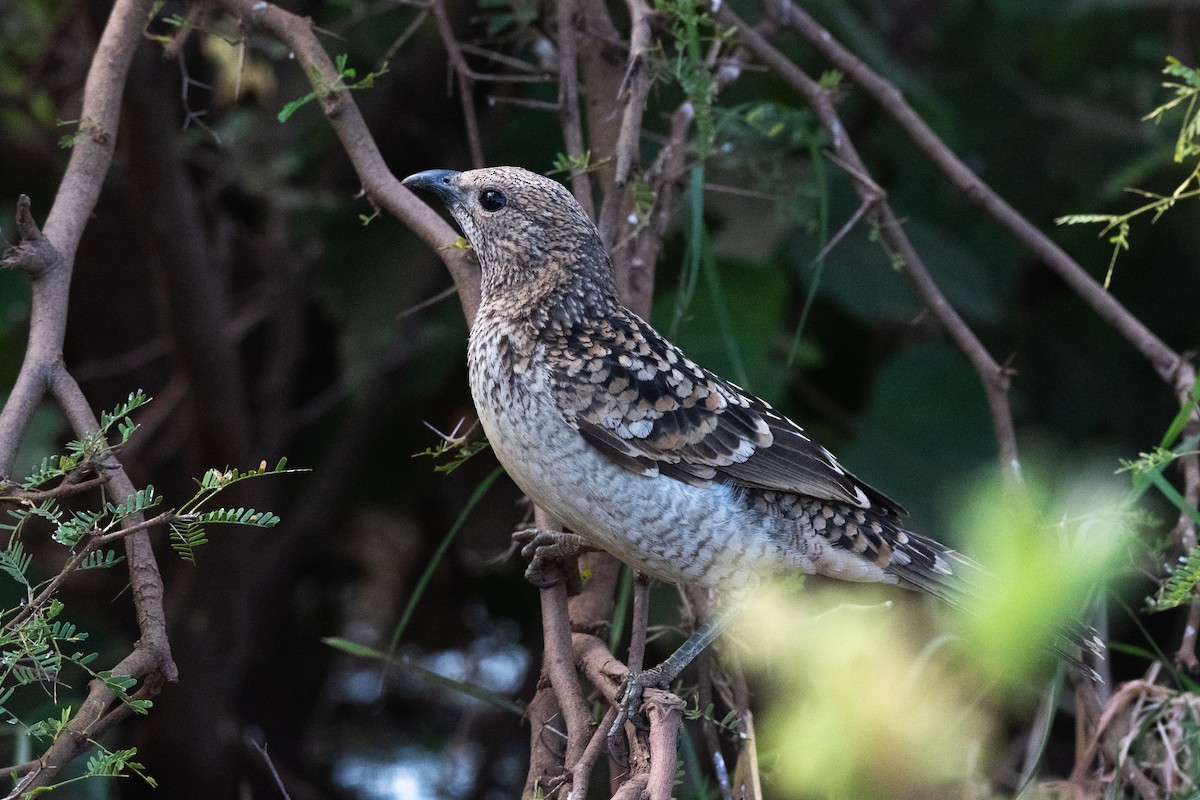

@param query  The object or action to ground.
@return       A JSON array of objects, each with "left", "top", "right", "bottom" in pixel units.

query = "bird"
[{"left": 401, "top": 166, "right": 1100, "bottom": 724}]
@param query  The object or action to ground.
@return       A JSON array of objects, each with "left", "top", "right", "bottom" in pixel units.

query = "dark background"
[{"left": 0, "top": 0, "right": 1197, "bottom": 796}]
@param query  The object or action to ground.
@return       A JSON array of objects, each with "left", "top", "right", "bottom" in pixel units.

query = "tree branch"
[
  {"left": 210, "top": 0, "right": 483, "bottom": 323},
  {"left": 716, "top": 6, "right": 1022, "bottom": 479},
  {"left": 0, "top": 0, "right": 178, "bottom": 787},
  {"left": 555, "top": 0, "right": 595, "bottom": 216},
  {"left": 780, "top": 1, "right": 1186, "bottom": 388}
]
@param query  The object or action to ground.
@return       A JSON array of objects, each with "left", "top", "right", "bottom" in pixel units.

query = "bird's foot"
[
  {"left": 608, "top": 665, "right": 667, "bottom": 741},
  {"left": 512, "top": 528, "right": 587, "bottom": 591}
]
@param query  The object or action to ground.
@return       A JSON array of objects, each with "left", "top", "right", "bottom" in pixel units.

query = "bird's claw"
[
  {"left": 512, "top": 528, "right": 586, "bottom": 591},
  {"left": 607, "top": 666, "right": 665, "bottom": 741}
]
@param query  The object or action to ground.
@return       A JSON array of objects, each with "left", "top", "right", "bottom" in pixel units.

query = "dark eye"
[{"left": 479, "top": 189, "right": 507, "bottom": 212}]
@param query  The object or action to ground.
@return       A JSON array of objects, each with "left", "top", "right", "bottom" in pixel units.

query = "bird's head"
[{"left": 403, "top": 166, "right": 618, "bottom": 322}]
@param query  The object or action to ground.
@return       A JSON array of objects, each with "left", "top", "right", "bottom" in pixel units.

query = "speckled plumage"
[{"left": 401, "top": 165, "right": 978, "bottom": 605}]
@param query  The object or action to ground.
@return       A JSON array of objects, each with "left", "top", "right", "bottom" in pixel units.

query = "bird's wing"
[{"left": 545, "top": 310, "right": 904, "bottom": 513}]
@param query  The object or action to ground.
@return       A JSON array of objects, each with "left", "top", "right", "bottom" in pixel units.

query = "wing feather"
[{"left": 545, "top": 310, "right": 904, "bottom": 514}]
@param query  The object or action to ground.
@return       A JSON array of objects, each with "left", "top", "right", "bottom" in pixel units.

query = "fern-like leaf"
[
  {"left": 77, "top": 550, "right": 124, "bottom": 571},
  {"left": 0, "top": 541, "right": 33, "bottom": 587},
  {"left": 105, "top": 486, "right": 160, "bottom": 521},
  {"left": 167, "top": 521, "right": 208, "bottom": 564},
  {"left": 193, "top": 507, "right": 280, "bottom": 527},
  {"left": 1148, "top": 545, "right": 1200, "bottom": 611}
]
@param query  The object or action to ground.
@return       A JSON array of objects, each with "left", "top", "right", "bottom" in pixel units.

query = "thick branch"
[
  {"left": 0, "top": 0, "right": 177, "bottom": 786},
  {"left": 595, "top": 0, "right": 654, "bottom": 248},
  {"left": 211, "top": 0, "right": 482, "bottom": 323},
  {"left": 532, "top": 509, "right": 593, "bottom": 772}
]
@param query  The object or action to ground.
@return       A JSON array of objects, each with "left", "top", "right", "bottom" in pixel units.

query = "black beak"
[{"left": 402, "top": 169, "right": 462, "bottom": 205}]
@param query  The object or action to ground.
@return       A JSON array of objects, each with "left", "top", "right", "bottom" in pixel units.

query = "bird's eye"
[{"left": 479, "top": 189, "right": 507, "bottom": 212}]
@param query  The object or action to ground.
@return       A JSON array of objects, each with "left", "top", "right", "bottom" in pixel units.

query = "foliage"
[
  {"left": 650, "top": 0, "right": 732, "bottom": 154},
  {"left": 1056, "top": 57, "right": 1200, "bottom": 288},
  {"left": 1148, "top": 546, "right": 1200, "bottom": 612},
  {"left": 167, "top": 459, "right": 294, "bottom": 563},
  {"left": 742, "top": 466, "right": 1133, "bottom": 798},
  {"left": 278, "top": 53, "right": 389, "bottom": 123},
  {"left": 412, "top": 420, "right": 490, "bottom": 475},
  {"left": 0, "top": 393, "right": 292, "bottom": 794},
  {"left": 548, "top": 150, "right": 606, "bottom": 176}
]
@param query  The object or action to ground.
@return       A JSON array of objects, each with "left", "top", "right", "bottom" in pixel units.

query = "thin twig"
[
  {"left": 781, "top": 0, "right": 1184, "bottom": 387},
  {"left": 555, "top": 0, "right": 595, "bottom": 216},
  {"left": 0, "top": 474, "right": 110, "bottom": 503},
  {"left": 395, "top": 284, "right": 458, "bottom": 321},
  {"left": 716, "top": 6, "right": 1022, "bottom": 481},
  {"left": 429, "top": 0, "right": 485, "bottom": 167},
  {"left": 251, "top": 742, "right": 294, "bottom": 800},
  {"left": 569, "top": 706, "right": 619, "bottom": 800}
]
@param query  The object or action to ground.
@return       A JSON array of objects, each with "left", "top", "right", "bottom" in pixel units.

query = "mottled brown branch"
[
  {"left": 575, "top": 0, "right": 624, "bottom": 192},
  {"left": 624, "top": 103, "right": 694, "bottom": 312},
  {"left": 533, "top": 509, "right": 594, "bottom": 770},
  {"left": 522, "top": 674, "right": 565, "bottom": 798},
  {"left": 0, "top": 196, "right": 67, "bottom": 470},
  {"left": 644, "top": 689, "right": 686, "bottom": 800},
  {"left": 716, "top": 6, "right": 1022, "bottom": 479},
  {"left": 595, "top": 0, "right": 654, "bottom": 248},
  {"left": 610, "top": 773, "right": 648, "bottom": 799},
  {"left": 575, "top": 631, "right": 629, "bottom": 703}
]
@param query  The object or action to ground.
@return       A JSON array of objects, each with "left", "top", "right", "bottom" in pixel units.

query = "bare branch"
[
  {"left": 595, "top": 0, "right": 655, "bottom": 247},
  {"left": 429, "top": 0, "right": 485, "bottom": 167},
  {"left": 780, "top": 1, "right": 1186, "bottom": 388},
  {"left": 644, "top": 689, "right": 686, "bottom": 800},
  {"left": 212, "top": 0, "right": 482, "bottom": 323},
  {"left": 716, "top": 6, "right": 1022, "bottom": 479},
  {"left": 532, "top": 509, "right": 594, "bottom": 769},
  {"left": 555, "top": 0, "right": 595, "bottom": 216}
]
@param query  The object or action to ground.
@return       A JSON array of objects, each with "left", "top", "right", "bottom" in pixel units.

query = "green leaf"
[
  {"left": 0, "top": 541, "right": 33, "bottom": 586},
  {"left": 1146, "top": 545, "right": 1200, "bottom": 611},
  {"left": 323, "top": 636, "right": 384, "bottom": 659}
]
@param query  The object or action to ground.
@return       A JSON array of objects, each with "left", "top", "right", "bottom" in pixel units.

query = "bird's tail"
[{"left": 889, "top": 530, "right": 1104, "bottom": 682}]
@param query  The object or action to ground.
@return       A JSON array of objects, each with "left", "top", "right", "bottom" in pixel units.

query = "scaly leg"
[{"left": 609, "top": 603, "right": 742, "bottom": 738}]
